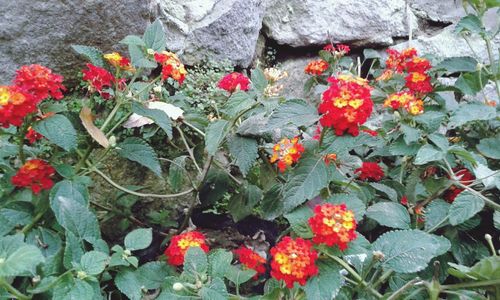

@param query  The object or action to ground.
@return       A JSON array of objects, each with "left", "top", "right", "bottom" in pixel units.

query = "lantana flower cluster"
[
  {"left": 304, "top": 59, "right": 329, "bottom": 75},
  {"left": 443, "top": 168, "right": 475, "bottom": 202},
  {"left": 164, "top": 231, "right": 210, "bottom": 266},
  {"left": 234, "top": 246, "right": 267, "bottom": 278},
  {"left": 11, "top": 159, "right": 56, "bottom": 194},
  {"left": 308, "top": 203, "right": 357, "bottom": 250},
  {"left": 104, "top": 52, "right": 134, "bottom": 72},
  {"left": 380, "top": 48, "right": 433, "bottom": 116},
  {"left": 269, "top": 137, "right": 305, "bottom": 172},
  {"left": 217, "top": 72, "right": 250, "bottom": 93},
  {"left": 355, "top": 162, "right": 385, "bottom": 182},
  {"left": 154, "top": 51, "right": 187, "bottom": 84}
]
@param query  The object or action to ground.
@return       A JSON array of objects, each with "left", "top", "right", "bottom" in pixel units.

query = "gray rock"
[
  {"left": 263, "top": 0, "right": 416, "bottom": 47},
  {"left": 158, "top": 0, "right": 267, "bottom": 67},
  {"left": 278, "top": 56, "right": 327, "bottom": 102},
  {"left": 410, "top": 0, "right": 465, "bottom": 23},
  {"left": 0, "top": 0, "right": 154, "bottom": 84}
]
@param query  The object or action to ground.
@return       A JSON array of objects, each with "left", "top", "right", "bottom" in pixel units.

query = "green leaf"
[
  {"left": 366, "top": 202, "right": 410, "bottom": 229},
  {"left": 325, "top": 194, "right": 366, "bottom": 221},
  {"left": 80, "top": 251, "right": 108, "bottom": 275},
  {"left": 131, "top": 102, "right": 173, "bottom": 139},
  {"left": 205, "top": 120, "right": 230, "bottom": 156},
  {"left": 251, "top": 68, "right": 268, "bottom": 92},
  {"left": 455, "top": 15, "right": 484, "bottom": 34},
  {"left": 435, "top": 57, "right": 478, "bottom": 73},
  {"left": 53, "top": 278, "right": 95, "bottom": 300},
  {"left": 414, "top": 144, "right": 444, "bottom": 165},
  {"left": 33, "top": 114, "right": 77, "bottom": 151},
  {"left": 169, "top": 156, "right": 187, "bottom": 192},
  {"left": 63, "top": 232, "right": 84, "bottom": 270},
  {"left": 120, "top": 35, "right": 146, "bottom": 47},
  {"left": 428, "top": 133, "right": 449, "bottom": 151},
  {"left": 227, "top": 184, "right": 262, "bottom": 222},
  {"left": 208, "top": 249, "right": 233, "bottom": 279},
  {"left": 50, "top": 180, "right": 89, "bottom": 207},
  {"left": 0, "top": 235, "right": 45, "bottom": 277},
  {"left": 261, "top": 184, "right": 285, "bottom": 220},
  {"left": 136, "top": 262, "right": 173, "bottom": 289},
  {"left": 183, "top": 247, "right": 208, "bottom": 278},
  {"left": 221, "top": 91, "right": 255, "bottom": 118},
  {"left": 454, "top": 72, "right": 489, "bottom": 96},
  {"left": 115, "top": 270, "right": 142, "bottom": 300},
  {"left": 401, "top": 124, "right": 421, "bottom": 145},
  {"left": 363, "top": 49, "right": 381, "bottom": 59},
  {"left": 71, "top": 45, "right": 104, "bottom": 67},
  {"left": 282, "top": 154, "right": 331, "bottom": 212},
  {"left": 129, "top": 44, "right": 156, "bottom": 68},
  {"left": 304, "top": 260, "right": 344, "bottom": 300},
  {"left": 117, "top": 137, "right": 162, "bottom": 176},
  {"left": 424, "top": 200, "right": 450, "bottom": 231},
  {"left": 372, "top": 230, "right": 450, "bottom": 273},
  {"left": 225, "top": 265, "right": 256, "bottom": 286},
  {"left": 369, "top": 182, "right": 399, "bottom": 202},
  {"left": 200, "top": 277, "right": 228, "bottom": 300},
  {"left": 448, "top": 192, "right": 485, "bottom": 225},
  {"left": 268, "top": 99, "right": 319, "bottom": 130},
  {"left": 143, "top": 19, "right": 166, "bottom": 52},
  {"left": 228, "top": 135, "right": 258, "bottom": 177},
  {"left": 477, "top": 137, "right": 500, "bottom": 159},
  {"left": 125, "top": 228, "right": 153, "bottom": 251},
  {"left": 284, "top": 205, "right": 314, "bottom": 238}
]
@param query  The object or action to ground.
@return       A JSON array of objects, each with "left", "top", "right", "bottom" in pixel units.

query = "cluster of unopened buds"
[{"left": 263, "top": 67, "right": 288, "bottom": 97}]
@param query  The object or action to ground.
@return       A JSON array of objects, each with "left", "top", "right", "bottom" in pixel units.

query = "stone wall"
[{"left": 1, "top": 0, "right": 498, "bottom": 96}]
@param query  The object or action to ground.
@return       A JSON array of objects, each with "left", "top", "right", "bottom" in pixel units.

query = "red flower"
[
  {"left": 0, "top": 85, "right": 36, "bottom": 127},
  {"left": 164, "top": 231, "right": 209, "bottom": 266},
  {"left": 336, "top": 44, "right": 350, "bottom": 55},
  {"left": 154, "top": 51, "right": 187, "bottom": 84},
  {"left": 308, "top": 203, "right": 357, "bottom": 250},
  {"left": 405, "top": 72, "right": 433, "bottom": 94},
  {"left": 234, "top": 246, "right": 267, "bottom": 278},
  {"left": 384, "top": 91, "right": 424, "bottom": 115},
  {"left": 304, "top": 59, "right": 329, "bottom": 75},
  {"left": 270, "top": 137, "right": 305, "bottom": 172},
  {"left": 82, "top": 64, "right": 116, "bottom": 98},
  {"left": 443, "top": 168, "right": 475, "bottom": 203},
  {"left": 384, "top": 48, "right": 418, "bottom": 73},
  {"left": 355, "top": 162, "right": 384, "bottom": 181},
  {"left": 217, "top": 72, "right": 250, "bottom": 93},
  {"left": 362, "top": 129, "right": 378, "bottom": 136},
  {"left": 405, "top": 57, "right": 431, "bottom": 73},
  {"left": 270, "top": 237, "right": 318, "bottom": 288},
  {"left": 14, "top": 64, "right": 65, "bottom": 102},
  {"left": 400, "top": 196, "right": 408, "bottom": 206},
  {"left": 318, "top": 74, "right": 373, "bottom": 136},
  {"left": 11, "top": 159, "right": 55, "bottom": 194},
  {"left": 323, "top": 44, "right": 335, "bottom": 52},
  {"left": 25, "top": 127, "right": 43, "bottom": 144},
  {"left": 104, "top": 52, "right": 134, "bottom": 72}
]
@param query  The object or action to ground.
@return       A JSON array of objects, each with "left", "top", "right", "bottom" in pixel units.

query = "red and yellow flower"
[
  {"left": 217, "top": 72, "right": 250, "bottom": 93},
  {"left": 355, "top": 162, "right": 384, "bottom": 181},
  {"left": 308, "top": 203, "right": 357, "bottom": 250},
  {"left": 14, "top": 64, "right": 65, "bottom": 102},
  {"left": 405, "top": 57, "right": 431, "bottom": 73},
  {"left": 11, "top": 159, "right": 55, "bottom": 194},
  {"left": 384, "top": 91, "right": 424, "bottom": 115},
  {"left": 270, "top": 137, "right": 305, "bottom": 172},
  {"left": 104, "top": 52, "right": 134, "bottom": 71},
  {"left": 25, "top": 127, "right": 43, "bottom": 144},
  {"left": 82, "top": 64, "right": 116, "bottom": 98},
  {"left": 318, "top": 75, "right": 373, "bottom": 136},
  {"left": 154, "top": 51, "right": 187, "bottom": 84},
  {"left": 304, "top": 59, "right": 329, "bottom": 75},
  {"left": 164, "top": 231, "right": 209, "bottom": 266},
  {"left": 405, "top": 72, "right": 433, "bottom": 94},
  {"left": 443, "top": 168, "right": 475, "bottom": 203},
  {"left": 234, "top": 246, "right": 267, "bottom": 278},
  {"left": 0, "top": 85, "right": 36, "bottom": 127},
  {"left": 270, "top": 237, "right": 318, "bottom": 288}
]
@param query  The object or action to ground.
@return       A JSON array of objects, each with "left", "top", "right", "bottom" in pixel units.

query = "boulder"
[
  {"left": 278, "top": 56, "right": 326, "bottom": 102},
  {"left": 0, "top": 0, "right": 154, "bottom": 84},
  {"left": 158, "top": 0, "right": 268, "bottom": 67},
  {"left": 263, "top": 0, "right": 416, "bottom": 47},
  {"left": 410, "top": 0, "right": 465, "bottom": 23}
]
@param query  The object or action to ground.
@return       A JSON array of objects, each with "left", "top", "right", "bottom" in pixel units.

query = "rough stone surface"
[
  {"left": 0, "top": 0, "right": 154, "bottom": 84},
  {"left": 278, "top": 56, "right": 326, "bottom": 102},
  {"left": 263, "top": 0, "right": 415, "bottom": 47},
  {"left": 411, "top": 0, "right": 465, "bottom": 23},
  {"left": 158, "top": 0, "right": 268, "bottom": 67}
]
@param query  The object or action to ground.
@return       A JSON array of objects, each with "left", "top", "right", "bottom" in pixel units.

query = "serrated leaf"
[
  {"left": 124, "top": 228, "right": 152, "bottom": 251},
  {"left": 71, "top": 45, "right": 104, "bottom": 67},
  {"left": 284, "top": 205, "right": 314, "bottom": 238},
  {"left": 304, "top": 260, "right": 344, "bottom": 300},
  {"left": 129, "top": 44, "right": 156, "bottom": 69},
  {"left": 477, "top": 137, "right": 500, "bottom": 159},
  {"left": 183, "top": 247, "right": 207, "bottom": 278},
  {"left": 205, "top": 120, "right": 230, "bottom": 156},
  {"left": 0, "top": 235, "right": 45, "bottom": 277},
  {"left": 208, "top": 249, "right": 233, "bottom": 279},
  {"left": 268, "top": 99, "right": 319, "bottom": 130},
  {"left": 221, "top": 91, "right": 255, "bottom": 117},
  {"left": 414, "top": 144, "right": 444, "bottom": 165},
  {"left": 228, "top": 135, "right": 258, "bottom": 176},
  {"left": 120, "top": 35, "right": 146, "bottom": 47},
  {"left": 169, "top": 156, "right": 187, "bottom": 192},
  {"left": 227, "top": 184, "right": 262, "bottom": 222},
  {"left": 282, "top": 155, "right": 331, "bottom": 212},
  {"left": 424, "top": 200, "right": 450, "bottom": 231},
  {"left": 372, "top": 230, "right": 450, "bottom": 273},
  {"left": 369, "top": 182, "right": 399, "bottom": 202},
  {"left": 366, "top": 202, "right": 410, "bottom": 229},
  {"left": 34, "top": 114, "right": 77, "bottom": 151},
  {"left": 435, "top": 57, "right": 478, "bottom": 73},
  {"left": 130, "top": 102, "right": 174, "bottom": 139},
  {"left": 117, "top": 137, "right": 162, "bottom": 176},
  {"left": 448, "top": 192, "right": 485, "bottom": 225},
  {"left": 455, "top": 14, "right": 484, "bottom": 34},
  {"left": 325, "top": 194, "right": 366, "bottom": 221},
  {"left": 115, "top": 270, "right": 142, "bottom": 300},
  {"left": 251, "top": 68, "right": 268, "bottom": 92},
  {"left": 454, "top": 72, "right": 489, "bottom": 96},
  {"left": 143, "top": 19, "right": 166, "bottom": 52},
  {"left": 261, "top": 184, "right": 284, "bottom": 220},
  {"left": 136, "top": 262, "right": 173, "bottom": 289},
  {"left": 200, "top": 277, "right": 228, "bottom": 300},
  {"left": 80, "top": 251, "right": 108, "bottom": 275},
  {"left": 225, "top": 265, "right": 256, "bottom": 286},
  {"left": 401, "top": 124, "right": 421, "bottom": 145},
  {"left": 64, "top": 232, "right": 84, "bottom": 270}
]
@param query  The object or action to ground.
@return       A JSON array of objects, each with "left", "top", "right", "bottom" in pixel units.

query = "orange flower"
[
  {"left": 324, "top": 153, "right": 337, "bottom": 165},
  {"left": 405, "top": 72, "right": 433, "bottom": 94},
  {"left": 164, "top": 231, "right": 209, "bottom": 266},
  {"left": 104, "top": 52, "right": 134, "bottom": 71},
  {"left": 25, "top": 127, "right": 43, "bottom": 144},
  {"left": 154, "top": 51, "right": 187, "bottom": 84},
  {"left": 217, "top": 72, "right": 250, "bottom": 93},
  {"left": 11, "top": 159, "right": 55, "bottom": 194},
  {"left": 355, "top": 162, "right": 384, "bottom": 181},
  {"left": 0, "top": 86, "right": 36, "bottom": 128},
  {"left": 405, "top": 99, "right": 424, "bottom": 115},
  {"left": 384, "top": 91, "right": 415, "bottom": 110},
  {"left": 308, "top": 203, "right": 357, "bottom": 250},
  {"left": 234, "top": 246, "right": 267, "bottom": 278},
  {"left": 406, "top": 57, "right": 431, "bottom": 73},
  {"left": 304, "top": 59, "right": 329, "bottom": 75},
  {"left": 318, "top": 75, "right": 373, "bottom": 136},
  {"left": 270, "top": 237, "right": 318, "bottom": 288},
  {"left": 14, "top": 64, "right": 65, "bottom": 102},
  {"left": 270, "top": 137, "right": 305, "bottom": 172}
]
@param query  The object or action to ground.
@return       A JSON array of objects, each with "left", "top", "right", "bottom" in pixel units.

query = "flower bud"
[
  {"left": 147, "top": 48, "right": 155, "bottom": 55},
  {"left": 485, "top": 234, "right": 492, "bottom": 242},
  {"left": 373, "top": 250, "right": 385, "bottom": 261},
  {"left": 124, "top": 249, "right": 132, "bottom": 256},
  {"left": 0, "top": 258, "right": 5, "bottom": 264},
  {"left": 153, "top": 85, "right": 162, "bottom": 93},
  {"left": 109, "top": 136, "right": 117, "bottom": 148},
  {"left": 77, "top": 271, "right": 87, "bottom": 279},
  {"left": 173, "top": 282, "right": 184, "bottom": 291}
]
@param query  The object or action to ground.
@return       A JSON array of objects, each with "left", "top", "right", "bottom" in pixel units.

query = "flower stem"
[{"left": 0, "top": 278, "right": 31, "bottom": 300}]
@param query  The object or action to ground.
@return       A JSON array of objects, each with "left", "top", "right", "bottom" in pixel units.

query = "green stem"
[
  {"left": 387, "top": 278, "right": 421, "bottom": 300},
  {"left": 483, "top": 36, "right": 500, "bottom": 100},
  {"left": 176, "top": 126, "right": 202, "bottom": 175},
  {"left": 17, "top": 122, "right": 29, "bottom": 164},
  {"left": 441, "top": 279, "right": 500, "bottom": 290},
  {"left": 0, "top": 277, "right": 31, "bottom": 300},
  {"left": 21, "top": 209, "right": 46, "bottom": 234},
  {"left": 373, "top": 270, "right": 394, "bottom": 289},
  {"left": 100, "top": 101, "right": 122, "bottom": 132}
]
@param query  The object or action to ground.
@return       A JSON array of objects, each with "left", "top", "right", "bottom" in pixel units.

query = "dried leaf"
[{"left": 80, "top": 106, "right": 110, "bottom": 148}]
